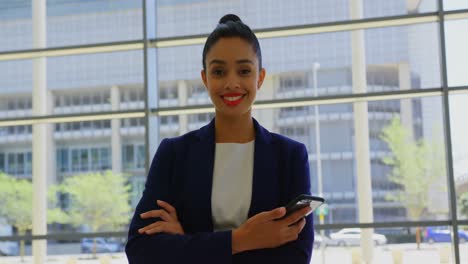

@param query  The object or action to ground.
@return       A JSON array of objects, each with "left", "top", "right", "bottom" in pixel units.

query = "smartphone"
[{"left": 280, "top": 194, "right": 325, "bottom": 219}]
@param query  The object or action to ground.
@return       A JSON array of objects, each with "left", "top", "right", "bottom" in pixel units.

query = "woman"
[{"left": 126, "top": 14, "right": 314, "bottom": 263}]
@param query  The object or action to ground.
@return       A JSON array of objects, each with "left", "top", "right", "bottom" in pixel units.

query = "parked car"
[
  {"left": 80, "top": 238, "right": 123, "bottom": 253},
  {"left": 314, "top": 232, "right": 329, "bottom": 248},
  {"left": 424, "top": 227, "right": 468, "bottom": 244},
  {"left": 0, "top": 241, "right": 18, "bottom": 256},
  {"left": 329, "top": 228, "right": 387, "bottom": 246},
  {"left": 0, "top": 224, "right": 19, "bottom": 256}
]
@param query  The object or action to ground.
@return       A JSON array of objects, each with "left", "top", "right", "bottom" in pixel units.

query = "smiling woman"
[{"left": 125, "top": 14, "right": 315, "bottom": 264}]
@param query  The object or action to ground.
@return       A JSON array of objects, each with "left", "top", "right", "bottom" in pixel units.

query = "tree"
[
  {"left": 459, "top": 192, "right": 468, "bottom": 219},
  {"left": 380, "top": 116, "right": 447, "bottom": 248},
  {"left": 0, "top": 173, "right": 65, "bottom": 261},
  {"left": 57, "top": 171, "right": 132, "bottom": 258}
]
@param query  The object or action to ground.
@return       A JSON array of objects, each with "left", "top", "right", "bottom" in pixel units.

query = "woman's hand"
[
  {"left": 138, "top": 200, "right": 185, "bottom": 235},
  {"left": 232, "top": 206, "right": 311, "bottom": 254}
]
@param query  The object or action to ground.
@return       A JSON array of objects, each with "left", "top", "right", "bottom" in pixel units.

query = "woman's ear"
[
  {"left": 201, "top": 69, "right": 208, "bottom": 89},
  {"left": 257, "top": 68, "right": 266, "bottom": 90}
]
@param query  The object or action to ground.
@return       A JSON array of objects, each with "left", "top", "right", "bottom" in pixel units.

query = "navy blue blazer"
[{"left": 126, "top": 118, "right": 314, "bottom": 263}]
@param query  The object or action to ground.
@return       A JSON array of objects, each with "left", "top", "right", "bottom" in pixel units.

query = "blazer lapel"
[
  {"left": 248, "top": 118, "right": 278, "bottom": 217},
  {"left": 186, "top": 119, "right": 216, "bottom": 231}
]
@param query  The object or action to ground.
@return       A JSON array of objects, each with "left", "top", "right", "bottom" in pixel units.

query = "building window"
[
  {"left": 91, "top": 148, "right": 100, "bottom": 171},
  {"left": 25, "top": 152, "right": 32, "bottom": 174},
  {"left": 71, "top": 149, "right": 80, "bottom": 172},
  {"left": 159, "top": 83, "right": 178, "bottom": 100},
  {"left": 7, "top": 153, "right": 15, "bottom": 175},
  {"left": 0, "top": 153, "right": 4, "bottom": 173},
  {"left": 57, "top": 149, "right": 69, "bottom": 173},
  {"left": 279, "top": 73, "right": 308, "bottom": 92},
  {"left": 123, "top": 145, "right": 134, "bottom": 170},
  {"left": 136, "top": 145, "right": 145, "bottom": 169},
  {"left": 100, "top": 148, "right": 111, "bottom": 170},
  {"left": 188, "top": 82, "right": 207, "bottom": 98}
]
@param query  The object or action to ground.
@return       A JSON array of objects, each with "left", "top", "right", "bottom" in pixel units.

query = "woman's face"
[{"left": 201, "top": 37, "right": 265, "bottom": 119}]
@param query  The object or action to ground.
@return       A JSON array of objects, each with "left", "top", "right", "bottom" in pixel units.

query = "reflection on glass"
[
  {"left": 46, "top": 0, "right": 142, "bottom": 47},
  {"left": 460, "top": 225, "right": 468, "bottom": 263},
  {"left": 0, "top": 1, "right": 32, "bottom": 52},
  {"left": 156, "top": 23, "right": 441, "bottom": 107},
  {"left": 444, "top": 0, "right": 468, "bottom": 10},
  {"left": 311, "top": 227, "right": 455, "bottom": 264},
  {"left": 450, "top": 93, "right": 468, "bottom": 220},
  {"left": 0, "top": 59, "right": 32, "bottom": 118},
  {"left": 156, "top": 0, "right": 437, "bottom": 38},
  {"left": 445, "top": 19, "right": 468, "bottom": 87},
  {"left": 148, "top": 97, "right": 448, "bottom": 226}
]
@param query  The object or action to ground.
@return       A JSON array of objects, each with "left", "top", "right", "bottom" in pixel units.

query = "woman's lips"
[{"left": 222, "top": 93, "right": 245, "bottom": 106}]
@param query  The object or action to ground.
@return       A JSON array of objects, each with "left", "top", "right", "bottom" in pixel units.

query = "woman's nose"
[{"left": 224, "top": 74, "right": 240, "bottom": 89}]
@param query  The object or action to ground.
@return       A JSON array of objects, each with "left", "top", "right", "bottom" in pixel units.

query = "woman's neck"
[{"left": 214, "top": 112, "right": 255, "bottom": 143}]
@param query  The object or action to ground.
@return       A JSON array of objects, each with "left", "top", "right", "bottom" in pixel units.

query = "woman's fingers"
[
  {"left": 141, "top": 221, "right": 184, "bottom": 235},
  {"left": 157, "top": 200, "right": 178, "bottom": 220},
  {"left": 157, "top": 200, "right": 176, "bottom": 214},
  {"left": 283, "top": 206, "right": 311, "bottom": 226},
  {"left": 138, "top": 221, "right": 163, "bottom": 234},
  {"left": 140, "top": 209, "right": 172, "bottom": 222}
]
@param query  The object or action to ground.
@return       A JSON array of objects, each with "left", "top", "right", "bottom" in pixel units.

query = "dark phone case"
[{"left": 282, "top": 194, "right": 325, "bottom": 218}]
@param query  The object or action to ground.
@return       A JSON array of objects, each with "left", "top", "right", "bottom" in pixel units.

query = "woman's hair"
[{"left": 202, "top": 14, "right": 262, "bottom": 71}]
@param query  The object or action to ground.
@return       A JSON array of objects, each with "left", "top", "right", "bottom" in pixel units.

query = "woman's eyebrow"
[
  {"left": 209, "top": 59, "right": 254, "bottom": 66},
  {"left": 209, "top": 59, "right": 225, "bottom": 66},
  {"left": 236, "top": 59, "right": 254, "bottom": 64}
]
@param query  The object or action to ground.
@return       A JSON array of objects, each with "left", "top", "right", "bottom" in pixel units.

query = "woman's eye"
[
  {"left": 212, "top": 69, "right": 224, "bottom": 76},
  {"left": 240, "top": 69, "right": 251, "bottom": 75}
]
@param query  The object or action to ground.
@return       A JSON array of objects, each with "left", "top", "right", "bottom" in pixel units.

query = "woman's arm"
[
  {"left": 236, "top": 143, "right": 314, "bottom": 263},
  {"left": 125, "top": 138, "right": 232, "bottom": 264}
]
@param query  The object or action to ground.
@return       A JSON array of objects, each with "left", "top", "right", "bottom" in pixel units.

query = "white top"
[{"left": 211, "top": 140, "right": 254, "bottom": 231}]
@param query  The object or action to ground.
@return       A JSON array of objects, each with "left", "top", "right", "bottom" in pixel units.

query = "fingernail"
[{"left": 138, "top": 228, "right": 143, "bottom": 233}]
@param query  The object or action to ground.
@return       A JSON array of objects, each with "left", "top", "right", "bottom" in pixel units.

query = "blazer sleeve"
[
  {"left": 232, "top": 143, "right": 314, "bottom": 264},
  {"left": 125, "top": 138, "right": 233, "bottom": 264},
  {"left": 266, "top": 143, "right": 315, "bottom": 263}
]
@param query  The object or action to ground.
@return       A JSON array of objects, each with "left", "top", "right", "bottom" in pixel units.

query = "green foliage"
[
  {"left": 380, "top": 116, "right": 447, "bottom": 220},
  {"left": 0, "top": 173, "right": 32, "bottom": 234},
  {"left": 0, "top": 173, "right": 67, "bottom": 232},
  {"left": 57, "top": 171, "right": 132, "bottom": 232},
  {"left": 459, "top": 192, "right": 468, "bottom": 218}
]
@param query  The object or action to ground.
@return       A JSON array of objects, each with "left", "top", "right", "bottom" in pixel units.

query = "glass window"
[
  {"left": 7, "top": 153, "right": 15, "bottom": 175},
  {"left": 445, "top": 19, "right": 468, "bottom": 87},
  {"left": 45, "top": 51, "right": 141, "bottom": 115},
  {"left": 25, "top": 152, "right": 31, "bottom": 174},
  {"left": 90, "top": 148, "right": 99, "bottom": 171},
  {"left": 16, "top": 153, "right": 24, "bottom": 175},
  {"left": 157, "top": 23, "right": 441, "bottom": 106},
  {"left": 100, "top": 148, "right": 111, "bottom": 170},
  {"left": 136, "top": 145, "right": 145, "bottom": 169},
  {"left": 0, "top": 153, "right": 4, "bottom": 172},
  {"left": 71, "top": 149, "right": 80, "bottom": 172},
  {"left": 449, "top": 93, "right": 468, "bottom": 220},
  {"left": 80, "top": 149, "right": 88, "bottom": 171},
  {"left": 0, "top": 1, "right": 32, "bottom": 52},
  {"left": 46, "top": 0, "right": 143, "bottom": 48},
  {"left": 123, "top": 144, "right": 134, "bottom": 170},
  {"left": 57, "top": 148, "right": 68, "bottom": 173},
  {"left": 0, "top": 60, "right": 32, "bottom": 118},
  {"left": 444, "top": 1, "right": 468, "bottom": 10},
  {"left": 156, "top": 0, "right": 436, "bottom": 38}
]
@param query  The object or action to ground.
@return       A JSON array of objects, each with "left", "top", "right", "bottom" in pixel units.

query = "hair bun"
[{"left": 219, "top": 14, "right": 241, "bottom": 24}]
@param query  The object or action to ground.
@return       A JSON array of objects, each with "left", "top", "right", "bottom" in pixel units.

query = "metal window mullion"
[
  {"left": 149, "top": 88, "right": 443, "bottom": 116},
  {"left": 438, "top": 0, "right": 460, "bottom": 263},
  {"left": 142, "top": 0, "right": 150, "bottom": 175}
]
